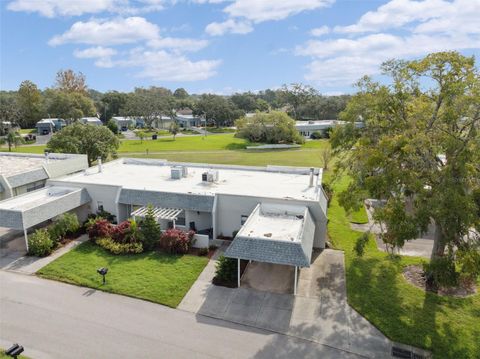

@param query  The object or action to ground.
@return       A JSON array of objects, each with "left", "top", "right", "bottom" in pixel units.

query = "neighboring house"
[
  {"left": 176, "top": 114, "right": 202, "bottom": 128},
  {"left": 80, "top": 117, "right": 103, "bottom": 126},
  {"left": 295, "top": 120, "right": 364, "bottom": 137},
  {"left": 0, "top": 159, "right": 328, "bottom": 291},
  {"left": 111, "top": 117, "right": 135, "bottom": 131},
  {"left": 36, "top": 118, "right": 66, "bottom": 135},
  {"left": 0, "top": 152, "right": 88, "bottom": 201}
]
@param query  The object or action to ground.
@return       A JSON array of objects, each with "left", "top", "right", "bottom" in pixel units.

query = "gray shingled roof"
[{"left": 225, "top": 237, "right": 312, "bottom": 267}]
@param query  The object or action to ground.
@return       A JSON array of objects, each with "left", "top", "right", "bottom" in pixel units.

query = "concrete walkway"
[
  {"left": 0, "top": 235, "right": 88, "bottom": 274},
  {"left": 179, "top": 248, "right": 404, "bottom": 358},
  {"left": 351, "top": 201, "right": 434, "bottom": 258}
]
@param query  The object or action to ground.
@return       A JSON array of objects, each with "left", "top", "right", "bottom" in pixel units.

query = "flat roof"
[
  {"left": 238, "top": 204, "right": 307, "bottom": 242},
  {"left": 0, "top": 154, "right": 49, "bottom": 177},
  {"left": 0, "top": 186, "right": 83, "bottom": 211},
  {"left": 57, "top": 159, "right": 323, "bottom": 201}
]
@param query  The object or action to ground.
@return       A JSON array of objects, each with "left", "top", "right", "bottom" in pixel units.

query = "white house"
[
  {"left": 295, "top": 120, "right": 364, "bottom": 137},
  {"left": 0, "top": 158, "right": 328, "bottom": 291},
  {"left": 80, "top": 117, "right": 103, "bottom": 126},
  {"left": 0, "top": 152, "right": 88, "bottom": 201},
  {"left": 111, "top": 116, "right": 135, "bottom": 130}
]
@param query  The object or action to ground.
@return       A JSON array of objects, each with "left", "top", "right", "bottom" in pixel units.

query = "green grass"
[
  {"left": 18, "top": 128, "right": 36, "bottom": 134},
  {"left": 206, "top": 127, "right": 237, "bottom": 133},
  {"left": 348, "top": 205, "right": 369, "bottom": 224},
  {"left": 0, "top": 145, "right": 46, "bottom": 154},
  {"left": 37, "top": 242, "right": 209, "bottom": 308},
  {"left": 328, "top": 174, "right": 480, "bottom": 359},
  {"left": 0, "top": 349, "right": 30, "bottom": 359}
]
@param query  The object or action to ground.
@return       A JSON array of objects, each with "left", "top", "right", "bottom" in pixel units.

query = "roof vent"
[
  {"left": 202, "top": 170, "right": 219, "bottom": 182},
  {"left": 171, "top": 166, "right": 188, "bottom": 179}
]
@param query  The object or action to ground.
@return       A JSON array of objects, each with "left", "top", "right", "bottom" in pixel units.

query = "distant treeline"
[{"left": 0, "top": 69, "right": 350, "bottom": 129}]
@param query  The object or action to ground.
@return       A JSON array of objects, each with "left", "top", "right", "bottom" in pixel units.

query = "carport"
[
  {"left": 0, "top": 186, "right": 91, "bottom": 251},
  {"left": 224, "top": 203, "right": 315, "bottom": 295}
]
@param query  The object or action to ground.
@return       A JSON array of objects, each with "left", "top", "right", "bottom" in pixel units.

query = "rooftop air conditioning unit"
[
  {"left": 202, "top": 172, "right": 208, "bottom": 182},
  {"left": 171, "top": 166, "right": 183, "bottom": 180},
  {"left": 181, "top": 166, "right": 188, "bottom": 178},
  {"left": 207, "top": 170, "right": 219, "bottom": 182}
]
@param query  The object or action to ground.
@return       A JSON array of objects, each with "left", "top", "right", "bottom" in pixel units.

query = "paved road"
[{"left": 0, "top": 271, "right": 363, "bottom": 359}]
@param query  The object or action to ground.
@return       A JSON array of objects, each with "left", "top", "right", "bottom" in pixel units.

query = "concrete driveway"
[{"left": 180, "top": 249, "right": 394, "bottom": 358}]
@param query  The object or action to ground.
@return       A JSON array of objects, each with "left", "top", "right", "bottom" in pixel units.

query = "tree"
[
  {"left": 0, "top": 92, "right": 21, "bottom": 130},
  {"left": 173, "top": 88, "right": 189, "bottom": 99},
  {"left": 320, "top": 148, "right": 332, "bottom": 171},
  {"left": 47, "top": 122, "right": 120, "bottom": 166},
  {"left": 44, "top": 89, "right": 96, "bottom": 122},
  {"left": 137, "top": 131, "right": 146, "bottom": 143},
  {"left": 169, "top": 122, "right": 179, "bottom": 140},
  {"left": 17, "top": 80, "right": 43, "bottom": 128},
  {"left": 331, "top": 52, "right": 480, "bottom": 288},
  {"left": 99, "top": 91, "right": 128, "bottom": 122},
  {"left": 122, "top": 87, "right": 172, "bottom": 129},
  {"left": 193, "top": 94, "right": 243, "bottom": 127},
  {"left": 279, "top": 83, "right": 318, "bottom": 120},
  {"left": 139, "top": 205, "right": 161, "bottom": 251},
  {"left": 235, "top": 111, "right": 304, "bottom": 144},
  {"left": 106, "top": 119, "right": 118, "bottom": 134},
  {"left": 0, "top": 130, "right": 24, "bottom": 151},
  {"left": 55, "top": 69, "right": 87, "bottom": 94}
]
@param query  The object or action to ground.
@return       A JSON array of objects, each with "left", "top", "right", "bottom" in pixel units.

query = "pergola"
[{"left": 131, "top": 206, "right": 183, "bottom": 227}]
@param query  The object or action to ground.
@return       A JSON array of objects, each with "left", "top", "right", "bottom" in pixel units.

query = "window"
[
  {"left": 26, "top": 180, "right": 45, "bottom": 192},
  {"left": 241, "top": 215, "right": 249, "bottom": 225},
  {"left": 97, "top": 201, "right": 104, "bottom": 212},
  {"left": 176, "top": 215, "right": 186, "bottom": 226}
]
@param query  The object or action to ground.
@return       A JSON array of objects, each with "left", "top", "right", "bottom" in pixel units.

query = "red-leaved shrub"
[
  {"left": 160, "top": 229, "right": 195, "bottom": 254},
  {"left": 87, "top": 218, "right": 113, "bottom": 240}
]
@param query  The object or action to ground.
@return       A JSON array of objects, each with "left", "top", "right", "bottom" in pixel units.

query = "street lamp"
[
  {"left": 5, "top": 344, "right": 24, "bottom": 359},
  {"left": 97, "top": 267, "right": 108, "bottom": 285}
]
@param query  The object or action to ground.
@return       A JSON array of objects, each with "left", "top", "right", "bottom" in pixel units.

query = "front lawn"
[
  {"left": 37, "top": 241, "right": 209, "bottom": 308},
  {"left": 328, "top": 174, "right": 480, "bottom": 359},
  {"left": 0, "top": 349, "right": 29, "bottom": 359}
]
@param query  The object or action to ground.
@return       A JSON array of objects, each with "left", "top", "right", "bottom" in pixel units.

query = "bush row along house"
[{"left": 0, "top": 158, "right": 328, "bottom": 293}]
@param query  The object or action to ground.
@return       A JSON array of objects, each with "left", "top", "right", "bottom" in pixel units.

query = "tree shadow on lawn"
[
  {"left": 225, "top": 142, "right": 247, "bottom": 150},
  {"left": 348, "top": 253, "right": 479, "bottom": 358}
]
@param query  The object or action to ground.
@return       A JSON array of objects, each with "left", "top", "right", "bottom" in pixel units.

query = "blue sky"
[{"left": 1, "top": 0, "right": 479, "bottom": 94}]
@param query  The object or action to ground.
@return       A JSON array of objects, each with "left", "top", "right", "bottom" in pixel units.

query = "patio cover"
[
  {"left": 131, "top": 206, "right": 183, "bottom": 221},
  {"left": 225, "top": 203, "right": 315, "bottom": 268}
]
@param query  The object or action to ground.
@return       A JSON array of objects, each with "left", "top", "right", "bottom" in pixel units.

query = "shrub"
[
  {"left": 49, "top": 213, "right": 80, "bottom": 241},
  {"left": 209, "top": 244, "right": 218, "bottom": 251},
  {"left": 198, "top": 247, "right": 209, "bottom": 256},
  {"left": 87, "top": 218, "right": 113, "bottom": 240},
  {"left": 214, "top": 255, "right": 237, "bottom": 283},
  {"left": 96, "top": 237, "right": 143, "bottom": 255},
  {"left": 28, "top": 229, "right": 54, "bottom": 257},
  {"left": 423, "top": 256, "right": 459, "bottom": 288},
  {"left": 139, "top": 206, "right": 161, "bottom": 251},
  {"left": 110, "top": 220, "right": 141, "bottom": 244},
  {"left": 310, "top": 131, "right": 323, "bottom": 139},
  {"left": 159, "top": 228, "right": 195, "bottom": 254}
]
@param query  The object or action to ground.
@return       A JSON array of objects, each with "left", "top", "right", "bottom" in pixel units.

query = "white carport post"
[
  {"left": 24, "top": 228, "right": 29, "bottom": 253},
  {"left": 294, "top": 266, "right": 298, "bottom": 296},
  {"left": 237, "top": 258, "right": 240, "bottom": 288}
]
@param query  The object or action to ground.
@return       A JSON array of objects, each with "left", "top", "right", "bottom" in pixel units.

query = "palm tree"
[{"left": 0, "top": 130, "right": 24, "bottom": 152}]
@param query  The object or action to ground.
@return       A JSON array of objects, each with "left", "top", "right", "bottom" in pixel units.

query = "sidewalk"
[{"left": 0, "top": 235, "right": 88, "bottom": 274}]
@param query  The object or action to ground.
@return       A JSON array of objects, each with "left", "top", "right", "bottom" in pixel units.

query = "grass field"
[
  {"left": 0, "top": 349, "right": 29, "bottom": 359},
  {"left": 348, "top": 205, "right": 369, "bottom": 224},
  {"left": 37, "top": 241, "right": 209, "bottom": 308},
  {"left": 327, "top": 174, "right": 480, "bottom": 359},
  {"left": 18, "top": 128, "right": 36, "bottom": 134}
]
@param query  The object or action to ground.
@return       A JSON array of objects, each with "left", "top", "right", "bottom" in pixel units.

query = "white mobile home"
[{"left": 80, "top": 117, "right": 103, "bottom": 126}]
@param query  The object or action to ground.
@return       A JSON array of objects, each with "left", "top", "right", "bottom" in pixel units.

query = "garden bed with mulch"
[
  {"left": 403, "top": 264, "right": 477, "bottom": 297},
  {"left": 212, "top": 259, "right": 249, "bottom": 288}
]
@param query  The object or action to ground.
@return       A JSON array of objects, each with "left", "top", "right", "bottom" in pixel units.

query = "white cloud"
[
  {"left": 49, "top": 17, "right": 160, "bottom": 46},
  {"left": 116, "top": 49, "right": 221, "bottom": 81},
  {"left": 205, "top": 19, "right": 253, "bottom": 36},
  {"left": 223, "top": 0, "right": 334, "bottom": 23},
  {"left": 147, "top": 37, "right": 209, "bottom": 52},
  {"left": 297, "top": 0, "right": 480, "bottom": 88},
  {"left": 7, "top": 0, "right": 120, "bottom": 17},
  {"left": 310, "top": 25, "right": 330, "bottom": 37},
  {"left": 205, "top": 0, "right": 334, "bottom": 35},
  {"left": 73, "top": 46, "right": 118, "bottom": 58}
]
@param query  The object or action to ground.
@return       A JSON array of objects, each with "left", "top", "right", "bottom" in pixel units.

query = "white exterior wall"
[
  {"left": 47, "top": 180, "right": 122, "bottom": 220},
  {"left": 185, "top": 210, "right": 211, "bottom": 231},
  {"left": 215, "top": 193, "right": 327, "bottom": 248}
]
